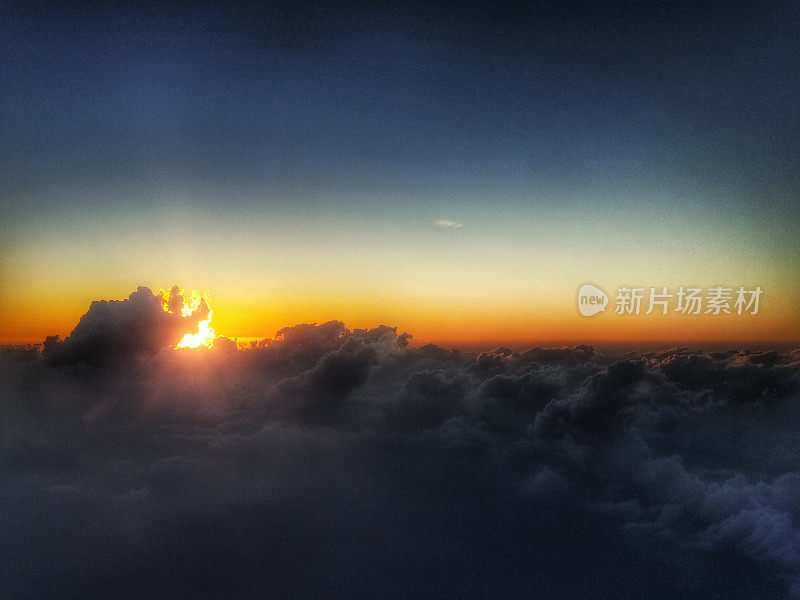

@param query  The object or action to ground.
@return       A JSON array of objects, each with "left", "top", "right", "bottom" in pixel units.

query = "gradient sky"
[{"left": 1, "top": 2, "right": 798, "bottom": 348}]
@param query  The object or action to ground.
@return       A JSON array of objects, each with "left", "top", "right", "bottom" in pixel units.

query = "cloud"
[
  {"left": 1, "top": 287, "right": 800, "bottom": 598},
  {"left": 434, "top": 219, "right": 463, "bottom": 228},
  {"left": 41, "top": 286, "right": 204, "bottom": 366}
]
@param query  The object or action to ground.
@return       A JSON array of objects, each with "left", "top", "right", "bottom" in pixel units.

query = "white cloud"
[{"left": 434, "top": 219, "right": 462, "bottom": 229}]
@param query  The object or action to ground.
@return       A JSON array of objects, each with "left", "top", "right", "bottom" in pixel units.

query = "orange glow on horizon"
[{"left": 0, "top": 285, "right": 797, "bottom": 351}]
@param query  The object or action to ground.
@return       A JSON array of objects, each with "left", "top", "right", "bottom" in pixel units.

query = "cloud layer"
[{"left": 2, "top": 287, "right": 800, "bottom": 598}]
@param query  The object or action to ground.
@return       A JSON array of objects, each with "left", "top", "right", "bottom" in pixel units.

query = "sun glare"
[
  {"left": 176, "top": 313, "right": 215, "bottom": 349},
  {"left": 160, "top": 288, "right": 216, "bottom": 349}
]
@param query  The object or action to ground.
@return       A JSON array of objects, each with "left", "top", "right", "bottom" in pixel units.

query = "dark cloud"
[
  {"left": 41, "top": 286, "right": 203, "bottom": 367},
  {"left": 2, "top": 289, "right": 800, "bottom": 598}
]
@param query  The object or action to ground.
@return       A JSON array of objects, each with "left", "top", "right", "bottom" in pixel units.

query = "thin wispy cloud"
[{"left": 435, "top": 219, "right": 462, "bottom": 229}]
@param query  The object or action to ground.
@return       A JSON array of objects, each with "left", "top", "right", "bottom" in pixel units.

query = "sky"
[
  {"left": 1, "top": 1, "right": 799, "bottom": 348},
  {"left": 3, "top": 5, "right": 800, "bottom": 598}
]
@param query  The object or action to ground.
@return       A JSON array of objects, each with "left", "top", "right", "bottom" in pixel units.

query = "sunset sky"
[
  {"left": 1, "top": 2, "right": 798, "bottom": 348},
  {"left": 4, "top": 4, "right": 800, "bottom": 598}
]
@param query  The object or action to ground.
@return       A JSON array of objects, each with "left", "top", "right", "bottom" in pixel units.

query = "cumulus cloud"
[
  {"left": 41, "top": 286, "right": 205, "bottom": 366},
  {"left": 1, "top": 287, "right": 800, "bottom": 598}
]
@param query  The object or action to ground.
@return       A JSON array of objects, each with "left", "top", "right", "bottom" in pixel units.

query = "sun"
[
  {"left": 159, "top": 287, "right": 215, "bottom": 348},
  {"left": 175, "top": 311, "right": 215, "bottom": 349}
]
